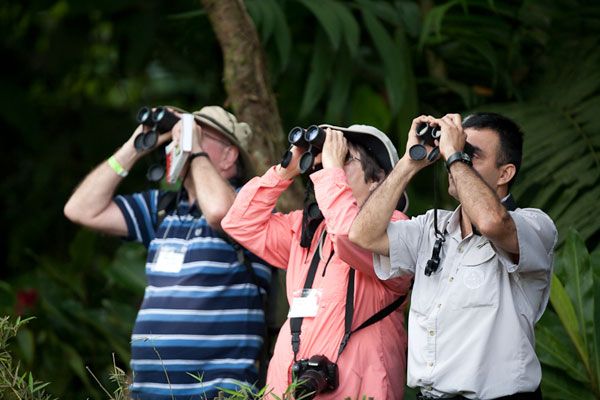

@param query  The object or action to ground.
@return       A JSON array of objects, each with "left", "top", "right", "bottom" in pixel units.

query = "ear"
[
  {"left": 497, "top": 163, "right": 516, "bottom": 187},
  {"left": 220, "top": 145, "right": 239, "bottom": 171}
]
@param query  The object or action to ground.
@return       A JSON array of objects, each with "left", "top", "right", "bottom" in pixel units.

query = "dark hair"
[
  {"left": 349, "top": 142, "right": 386, "bottom": 184},
  {"left": 462, "top": 112, "right": 523, "bottom": 189}
]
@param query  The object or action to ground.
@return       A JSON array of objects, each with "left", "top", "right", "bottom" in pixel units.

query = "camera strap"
[{"left": 290, "top": 231, "right": 407, "bottom": 362}]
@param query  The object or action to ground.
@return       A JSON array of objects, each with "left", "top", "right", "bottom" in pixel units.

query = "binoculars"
[
  {"left": 134, "top": 106, "right": 180, "bottom": 152},
  {"left": 409, "top": 122, "right": 475, "bottom": 162},
  {"left": 281, "top": 125, "right": 326, "bottom": 173},
  {"left": 134, "top": 106, "right": 180, "bottom": 182},
  {"left": 409, "top": 122, "right": 441, "bottom": 161}
]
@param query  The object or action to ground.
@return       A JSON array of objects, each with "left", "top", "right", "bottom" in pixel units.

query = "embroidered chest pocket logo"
[{"left": 452, "top": 241, "right": 499, "bottom": 309}]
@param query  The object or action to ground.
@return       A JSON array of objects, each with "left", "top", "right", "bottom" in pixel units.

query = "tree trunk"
[{"left": 200, "top": 0, "right": 303, "bottom": 210}]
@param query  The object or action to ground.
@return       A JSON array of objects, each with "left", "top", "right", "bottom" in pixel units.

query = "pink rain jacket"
[{"left": 221, "top": 166, "right": 411, "bottom": 399}]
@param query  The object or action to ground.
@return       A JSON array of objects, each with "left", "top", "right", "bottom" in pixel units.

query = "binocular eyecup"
[
  {"left": 134, "top": 106, "right": 180, "bottom": 152},
  {"left": 280, "top": 125, "right": 326, "bottom": 173}
]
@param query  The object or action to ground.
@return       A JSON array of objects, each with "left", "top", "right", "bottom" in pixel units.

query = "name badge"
[
  {"left": 153, "top": 246, "right": 186, "bottom": 273},
  {"left": 287, "top": 289, "right": 322, "bottom": 318}
]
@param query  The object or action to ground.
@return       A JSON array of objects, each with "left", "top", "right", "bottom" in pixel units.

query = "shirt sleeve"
[
  {"left": 312, "top": 168, "right": 412, "bottom": 292},
  {"left": 374, "top": 214, "right": 428, "bottom": 280},
  {"left": 496, "top": 208, "right": 557, "bottom": 273},
  {"left": 113, "top": 189, "right": 159, "bottom": 248},
  {"left": 221, "top": 166, "right": 299, "bottom": 270}
]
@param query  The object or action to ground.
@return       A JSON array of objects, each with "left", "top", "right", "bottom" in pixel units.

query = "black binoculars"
[
  {"left": 409, "top": 122, "right": 475, "bottom": 162},
  {"left": 281, "top": 125, "right": 326, "bottom": 174},
  {"left": 409, "top": 122, "right": 442, "bottom": 161},
  {"left": 134, "top": 106, "right": 180, "bottom": 152}
]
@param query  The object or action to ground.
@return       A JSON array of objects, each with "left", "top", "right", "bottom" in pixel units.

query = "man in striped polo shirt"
[{"left": 64, "top": 106, "right": 271, "bottom": 400}]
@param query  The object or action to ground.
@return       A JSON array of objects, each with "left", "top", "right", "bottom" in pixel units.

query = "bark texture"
[{"left": 200, "top": 0, "right": 303, "bottom": 210}]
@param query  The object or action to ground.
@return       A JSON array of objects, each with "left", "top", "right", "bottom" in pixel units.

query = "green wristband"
[{"left": 108, "top": 155, "right": 128, "bottom": 177}]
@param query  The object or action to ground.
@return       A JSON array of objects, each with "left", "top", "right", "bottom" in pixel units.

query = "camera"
[
  {"left": 292, "top": 355, "right": 339, "bottom": 399},
  {"left": 280, "top": 125, "right": 326, "bottom": 173},
  {"left": 409, "top": 122, "right": 475, "bottom": 161},
  {"left": 134, "top": 106, "right": 180, "bottom": 152}
]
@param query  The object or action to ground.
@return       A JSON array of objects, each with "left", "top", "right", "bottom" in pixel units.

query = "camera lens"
[{"left": 137, "top": 107, "right": 153, "bottom": 126}]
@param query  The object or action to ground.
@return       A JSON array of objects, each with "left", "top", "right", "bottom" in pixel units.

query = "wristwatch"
[{"left": 445, "top": 151, "right": 472, "bottom": 171}]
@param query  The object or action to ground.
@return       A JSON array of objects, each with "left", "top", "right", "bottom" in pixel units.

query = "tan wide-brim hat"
[{"left": 166, "top": 105, "right": 255, "bottom": 183}]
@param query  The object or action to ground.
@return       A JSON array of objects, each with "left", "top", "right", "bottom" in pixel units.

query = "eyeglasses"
[{"left": 344, "top": 154, "right": 361, "bottom": 165}]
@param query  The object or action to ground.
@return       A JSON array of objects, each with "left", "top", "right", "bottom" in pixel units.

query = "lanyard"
[{"left": 289, "top": 231, "right": 407, "bottom": 362}]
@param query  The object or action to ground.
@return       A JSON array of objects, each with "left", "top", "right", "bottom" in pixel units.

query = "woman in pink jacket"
[{"left": 221, "top": 125, "right": 412, "bottom": 399}]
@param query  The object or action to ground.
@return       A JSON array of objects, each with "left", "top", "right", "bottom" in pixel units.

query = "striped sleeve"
[{"left": 114, "top": 190, "right": 159, "bottom": 247}]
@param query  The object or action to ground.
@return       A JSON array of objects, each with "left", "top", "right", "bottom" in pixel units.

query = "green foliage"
[
  {"left": 2, "top": 0, "right": 600, "bottom": 398},
  {"left": 0, "top": 316, "right": 55, "bottom": 400},
  {"left": 535, "top": 230, "right": 600, "bottom": 399}
]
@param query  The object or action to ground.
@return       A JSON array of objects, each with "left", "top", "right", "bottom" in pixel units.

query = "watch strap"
[{"left": 446, "top": 151, "right": 472, "bottom": 171}]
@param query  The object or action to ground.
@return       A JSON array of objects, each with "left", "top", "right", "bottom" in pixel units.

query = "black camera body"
[{"left": 292, "top": 355, "right": 339, "bottom": 399}]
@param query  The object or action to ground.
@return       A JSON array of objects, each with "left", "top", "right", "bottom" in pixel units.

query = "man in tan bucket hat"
[{"left": 64, "top": 105, "right": 270, "bottom": 399}]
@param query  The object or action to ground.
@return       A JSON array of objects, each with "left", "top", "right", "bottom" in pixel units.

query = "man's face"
[{"left": 448, "top": 128, "right": 504, "bottom": 198}]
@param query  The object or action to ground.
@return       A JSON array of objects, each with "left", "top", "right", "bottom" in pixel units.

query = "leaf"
[
  {"left": 359, "top": 3, "right": 406, "bottom": 114},
  {"left": 299, "top": 30, "right": 334, "bottom": 118},
  {"left": 324, "top": 49, "right": 353, "bottom": 123},
  {"left": 549, "top": 268, "right": 589, "bottom": 372},
  {"left": 16, "top": 327, "right": 35, "bottom": 367},
  {"left": 418, "top": 0, "right": 463, "bottom": 50},
  {"left": 536, "top": 309, "right": 589, "bottom": 383},
  {"left": 297, "top": 0, "right": 342, "bottom": 50},
  {"left": 350, "top": 85, "right": 391, "bottom": 130},
  {"left": 540, "top": 366, "right": 596, "bottom": 400},
  {"left": 329, "top": 0, "right": 359, "bottom": 57}
]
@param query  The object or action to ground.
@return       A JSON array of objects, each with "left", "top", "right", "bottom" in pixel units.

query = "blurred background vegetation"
[{"left": 0, "top": 0, "right": 599, "bottom": 398}]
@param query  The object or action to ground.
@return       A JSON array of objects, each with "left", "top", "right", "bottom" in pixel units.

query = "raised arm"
[
  {"left": 221, "top": 146, "right": 306, "bottom": 269},
  {"left": 349, "top": 116, "right": 435, "bottom": 255},
  {"left": 64, "top": 124, "right": 171, "bottom": 236},
  {"left": 436, "top": 114, "right": 519, "bottom": 256}
]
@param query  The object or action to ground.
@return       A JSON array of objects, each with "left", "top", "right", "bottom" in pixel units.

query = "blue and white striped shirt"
[{"left": 115, "top": 190, "right": 271, "bottom": 400}]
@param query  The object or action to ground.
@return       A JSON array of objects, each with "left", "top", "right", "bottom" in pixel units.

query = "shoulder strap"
[{"left": 337, "top": 271, "right": 407, "bottom": 358}]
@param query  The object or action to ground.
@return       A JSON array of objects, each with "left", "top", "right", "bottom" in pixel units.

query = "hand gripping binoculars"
[
  {"left": 281, "top": 125, "right": 327, "bottom": 173},
  {"left": 134, "top": 106, "right": 180, "bottom": 152},
  {"left": 409, "top": 122, "right": 441, "bottom": 161},
  {"left": 409, "top": 122, "right": 475, "bottom": 162},
  {"left": 134, "top": 106, "right": 180, "bottom": 182}
]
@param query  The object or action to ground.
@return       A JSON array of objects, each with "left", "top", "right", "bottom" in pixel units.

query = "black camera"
[
  {"left": 292, "top": 355, "right": 339, "bottom": 399},
  {"left": 280, "top": 125, "right": 326, "bottom": 173},
  {"left": 134, "top": 106, "right": 180, "bottom": 152},
  {"left": 409, "top": 122, "right": 475, "bottom": 161}
]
